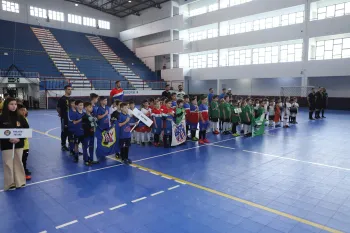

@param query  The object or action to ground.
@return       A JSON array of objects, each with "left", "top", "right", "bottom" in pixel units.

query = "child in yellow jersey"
[{"left": 17, "top": 104, "right": 31, "bottom": 180}]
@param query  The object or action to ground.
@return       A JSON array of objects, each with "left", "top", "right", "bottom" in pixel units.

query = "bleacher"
[
  {"left": 50, "top": 29, "right": 124, "bottom": 81},
  {"left": 102, "top": 36, "right": 158, "bottom": 81},
  {"left": 0, "top": 20, "right": 61, "bottom": 77},
  {"left": 0, "top": 19, "right": 162, "bottom": 90}
]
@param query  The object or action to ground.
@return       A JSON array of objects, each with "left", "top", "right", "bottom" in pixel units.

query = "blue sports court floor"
[{"left": 1, "top": 109, "right": 350, "bottom": 233}]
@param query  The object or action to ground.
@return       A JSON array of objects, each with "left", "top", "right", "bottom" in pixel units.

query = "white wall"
[
  {"left": 141, "top": 57, "right": 156, "bottom": 71},
  {"left": 0, "top": 0, "right": 124, "bottom": 37},
  {"left": 135, "top": 31, "right": 171, "bottom": 48},
  {"left": 161, "top": 68, "right": 185, "bottom": 81},
  {"left": 120, "top": 14, "right": 183, "bottom": 41},
  {"left": 123, "top": 1, "right": 172, "bottom": 29},
  {"left": 135, "top": 40, "right": 184, "bottom": 58}
]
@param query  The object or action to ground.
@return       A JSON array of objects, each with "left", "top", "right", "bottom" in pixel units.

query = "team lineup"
[{"left": 56, "top": 81, "right": 328, "bottom": 166}]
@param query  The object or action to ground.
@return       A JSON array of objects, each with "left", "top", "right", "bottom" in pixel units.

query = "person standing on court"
[
  {"left": 307, "top": 88, "right": 316, "bottom": 120},
  {"left": 56, "top": 85, "right": 72, "bottom": 151},
  {"left": 208, "top": 88, "right": 214, "bottom": 104},
  {"left": 314, "top": 87, "right": 323, "bottom": 119},
  {"left": 110, "top": 81, "right": 124, "bottom": 103},
  {"left": 176, "top": 84, "right": 186, "bottom": 100},
  {"left": 321, "top": 87, "right": 328, "bottom": 118},
  {"left": 219, "top": 88, "right": 227, "bottom": 100},
  {"left": 0, "top": 97, "right": 29, "bottom": 191},
  {"left": 162, "top": 84, "right": 171, "bottom": 99}
]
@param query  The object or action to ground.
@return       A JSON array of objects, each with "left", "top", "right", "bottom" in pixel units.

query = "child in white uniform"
[
  {"left": 268, "top": 101, "right": 275, "bottom": 127},
  {"left": 283, "top": 97, "right": 291, "bottom": 128},
  {"left": 290, "top": 98, "right": 299, "bottom": 124}
]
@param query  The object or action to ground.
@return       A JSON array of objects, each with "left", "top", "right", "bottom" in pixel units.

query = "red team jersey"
[
  {"left": 199, "top": 104, "right": 209, "bottom": 122},
  {"left": 188, "top": 104, "right": 199, "bottom": 124}
]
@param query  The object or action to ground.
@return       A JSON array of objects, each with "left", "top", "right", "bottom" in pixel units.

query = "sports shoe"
[
  {"left": 199, "top": 139, "right": 205, "bottom": 144},
  {"left": 153, "top": 142, "right": 160, "bottom": 147},
  {"left": 90, "top": 160, "right": 99, "bottom": 164},
  {"left": 25, "top": 175, "right": 31, "bottom": 181},
  {"left": 213, "top": 130, "right": 220, "bottom": 135},
  {"left": 322, "top": 116, "right": 326, "bottom": 118},
  {"left": 203, "top": 139, "right": 210, "bottom": 143},
  {"left": 25, "top": 169, "right": 31, "bottom": 176},
  {"left": 78, "top": 152, "right": 83, "bottom": 156},
  {"left": 232, "top": 133, "right": 240, "bottom": 137},
  {"left": 127, "top": 159, "right": 132, "bottom": 164},
  {"left": 73, "top": 156, "right": 79, "bottom": 163},
  {"left": 84, "top": 161, "right": 91, "bottom": 166},
  {"left": 192, "top": 137, "right": 199, "bottom": 141},
  {"left": 61, "top": 146, "right": 69, "bottom": 151},
  {"left": 115, "top": 152, "right": 120, "bottom": 159},
  {"left": 141, "top": 142, "right": 146, "bottom": 146}
]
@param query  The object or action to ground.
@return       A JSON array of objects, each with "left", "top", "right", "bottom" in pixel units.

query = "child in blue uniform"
[
  {"left": 189, "top": 97, "right": 199, "bottom": 141},
  {"left": 162, "top": 99, "right": 175, "bottom": 148},
  {"left": 72, "top": 100, "right": 85, "bottom": 163},
  {"left": 82, "top": 102, "right": 98, "bottom": 166},
  {"left": 90, "top": 93, "right": 99, "bottom": 117},
  {"left": 67, "top": 98, "right": 76, "bottom": 155},
  {"left": 171, "top": 92, "right": 177, "bottom": 110},
  {"left": 97, "top": 96, "right": 110, "bottom": 130},
  {"left": 128, "top": 101, "right": 137, "bottom": 143},
  {"left": 118, "top": 102, "right": 132, "bottom": 164}
]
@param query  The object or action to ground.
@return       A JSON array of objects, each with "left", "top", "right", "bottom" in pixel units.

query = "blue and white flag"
[
  {"left": 171, "top": 118, "right": 187, "bottom": 146},
  {"left": 95, "top": 125, "right": 118, "bottom": 157}
]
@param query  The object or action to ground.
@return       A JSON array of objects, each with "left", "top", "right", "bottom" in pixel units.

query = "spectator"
[
  {"left": 162, "top": 85, "right": 171, "bottom": 99},
  {"left": 219, "top": 88, "right": 227, "bottom": 100},
  {"left": 176, "top": 85, "right": 186, "bottom": 100},
  {"left": 208, "top": 88, "right": 214, "bottom": 104},
  {"left": 0, "top": 97, "right": 29, "bottom": 191},
  {"left": 110, "top": 81, "right": 124, "bottom": 103},
  {"left": 56, "top": 85, "right": 72, "bottom": 151}
]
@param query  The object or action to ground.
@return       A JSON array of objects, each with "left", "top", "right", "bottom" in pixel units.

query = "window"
[
  {"left": 207, "top": 28, "right": 218, "bottom": 38},
  {"left": 48, "top": 10, "right": 64, "bottom": 22},
  {"left": 314, "top": 1, "right": 350, "bottom": 20},
  {"left": 314, "top": 38, "right": 350, "bottom": 60},
  {"left": 98, "top": 20, "right": 110, "bottom": 30},
  {"left": 188, "top": 51, "right": 218, "bottom": 68},
  {"left": 208, "top": 3, "right": 218, "bottom": 12},
  {"left": 228, "top": 11, "right": 304, "bottom": 35},
  {"left": 30, "top": 6, "right": 47, "bottom": 19},
  {"left": 189, "top": 7, "right": 206, "bottom": 17},
  {"left": 68, "top": 14, "right": 82, "bottom": 25},
  {"left": 228, "top": 49, "right": 251, "bottom": 66},
  {"left": 2, "top": 1, "right": 19, "bottom": 13},
  {"left": 280, "top": 43, "right": 302, "bottom": 62},
  {"left": 83, "top": 17, "right": 96, "bottom": 27}
]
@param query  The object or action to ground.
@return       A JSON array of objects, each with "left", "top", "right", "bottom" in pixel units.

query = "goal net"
[{"left": 280, "top": 86, "right": 315, "bottom": 98}]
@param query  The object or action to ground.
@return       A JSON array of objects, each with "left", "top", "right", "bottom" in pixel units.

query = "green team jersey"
[
  {"left": 222, "top": 102, "right": 231, "bottom": 120},
  {"left": 255, "top": 107, "right": 264, "bottom": 119},
  {"left": 219, "top": 102, "right": 225, "bottom": 118},
  {"left": 240, "top": 105, "right": 250, "bottom": 123},
  {"left": 210, "top": 101, "right": 219, "bottom": 118},
  {"left": 175, "top": 107, "right": 185, "bottom": 124},
  {"left": 231, "top": 106, "right": 241, "bottom": 123}
]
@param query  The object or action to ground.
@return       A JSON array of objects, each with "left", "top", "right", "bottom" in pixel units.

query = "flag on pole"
[{"left": 95, "top": 126, "right": 118, "bottom": 157}]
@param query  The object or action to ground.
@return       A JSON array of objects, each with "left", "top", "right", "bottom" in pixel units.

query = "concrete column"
[
  {"left": 216, "top": 79, "right": 221, "bottom": 95},
  {"left": 170, "top": 53, "right": 174, "bottom": 69},
  {"left": 301, "top": 0, "right": 310, "bottom": 97}
]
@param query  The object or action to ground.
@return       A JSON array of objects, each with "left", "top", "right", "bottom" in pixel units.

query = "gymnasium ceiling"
[{"left": 64, "top": 0, "right": 169, "bottom": 18}]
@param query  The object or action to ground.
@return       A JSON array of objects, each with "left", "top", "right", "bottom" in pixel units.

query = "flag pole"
[{"left": 130, "top": 120, "right": 140, "bottom": 133}]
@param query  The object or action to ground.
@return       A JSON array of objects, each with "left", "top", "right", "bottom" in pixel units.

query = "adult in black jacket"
[
  {"left": 0, "top": 97, "right": 29, "bottom": 191},
  {"left": 314, "top": 88, "right": 323, "bottom": 119},
  {"left": 56, "top": 85, "right": 72, "bottom": 151},
  {"left": 307, "top": 88, "right": 316, "bottom": 120},
  {"left": 162, "top": 85, "right": 171, "bottom": 99}
]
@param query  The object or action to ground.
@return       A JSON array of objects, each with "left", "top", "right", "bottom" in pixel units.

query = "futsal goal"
[{"left": 280, "top": 86, "right": 316, "bottom": 98}]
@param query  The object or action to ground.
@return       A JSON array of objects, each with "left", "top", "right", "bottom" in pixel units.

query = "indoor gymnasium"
[{"left": 0, "top": 0, "right": 350, "bottom": 233}]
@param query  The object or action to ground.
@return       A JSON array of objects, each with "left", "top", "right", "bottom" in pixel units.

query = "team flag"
[
  {"left": 171, "top": 118, "right": 187, "bottom": 146},
  {"left": 95, "top": 125, "right": 118, "bottom": 157}
]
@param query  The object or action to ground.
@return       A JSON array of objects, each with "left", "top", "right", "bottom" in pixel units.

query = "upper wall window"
[
  {"left": 2, "top": 0, "right": 19, "bottom": 13},
  {"left": 83, "top": 17, "right": 96, "bottom": 27},
  {"left": 68, "top": 14, "right": 82, "bottom": 25},
  {"left": 312, "top": 1, "right": 350, "bottom": 20},
  {"left": 48, "top": 10, "right": 64, "bottom": 22},
  {"left": 30, "top": 6, "right": 47, "bottom": 19},
  {"left": 98, "top": 20, "right": 110, "bottom": 30}
]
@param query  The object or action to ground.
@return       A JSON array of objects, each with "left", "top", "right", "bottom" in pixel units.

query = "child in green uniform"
[
  {"left": 219, "top": 98, "right": 225, "bottom": 131},
  {"left": 210, "top": 95, "right": 220, "bottom": 134},
  {"left": 222, "top": 96, "right": 231, "bottom": 135},
  {"left": 231, "top": 100, "right": 241, "bottom": 137},
  {"left": 241, "top": 98, "right": 253, "bottom": 137}
]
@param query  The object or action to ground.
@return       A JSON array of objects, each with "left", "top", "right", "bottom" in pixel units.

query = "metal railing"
[{"left": 40, "top": 77, "right": 183, "bottom": 91}]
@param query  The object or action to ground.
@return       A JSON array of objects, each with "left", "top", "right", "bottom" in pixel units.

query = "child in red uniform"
[
  {"left": 136, "top": 100, "right": 152, "bottom": 146},
  {"left": 162, "top": 99, "right": 175, "bottom": 148},
  {"left": 152, "top": 100, "right": 163, "bottom": 147}
]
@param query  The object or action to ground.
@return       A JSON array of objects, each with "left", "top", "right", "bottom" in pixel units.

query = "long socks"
[
  {"left": 154, "top": 134, "right": 160, "bottom": 144},
  {"left": 120, "top": 147, "right": 129, "bottom": 160},
  {"left": 309, "top": 112, "right": 314, "bottom": 119},
  {"left": 191, "top": 130, "right": 196, "bottom": 139},
  {"left": 199, "top": 130, "right": 206, "bottom": 140},
  {"left": 321, "top": 109, "right": 325, "bottom": 117}
]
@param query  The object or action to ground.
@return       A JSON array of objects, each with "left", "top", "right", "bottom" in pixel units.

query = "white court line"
[
  {"left": 242, "top": 150, "right": 350, "bottom": 171},
  {"left": 210, "top": 144, "right": 236, "bottom": 150},
  {"left": 0, "top": 121, "right": 301, "bottom": 193},
  {"left": 45, "top": 127, "right": 60, "bottom": 135},
  {"left": 131, "top": 197, "right": 147, "bottom": 203},
  {"left": 84, "top": 211, "right": 104, "bottom": 219},
  {"left": 175, "top": 180, "right": 186, "bottom": 185},
  {"left": 168, "top": 185, "right": 180, "bottom": 190},
  {"left": 151, "top": 191, "right": 164, "bottom": 196},
  {"left": 109, "top": 203, "right": 127, "bottom": 211},
  {"left": 150, "top": 171, "right": 159, "bottom": 175},
  {"left": 55, "top": 220, "right": 78, "bottom": 229},
  {"left": 161, "top": 176, "right": 172, "bottom": 180}
]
